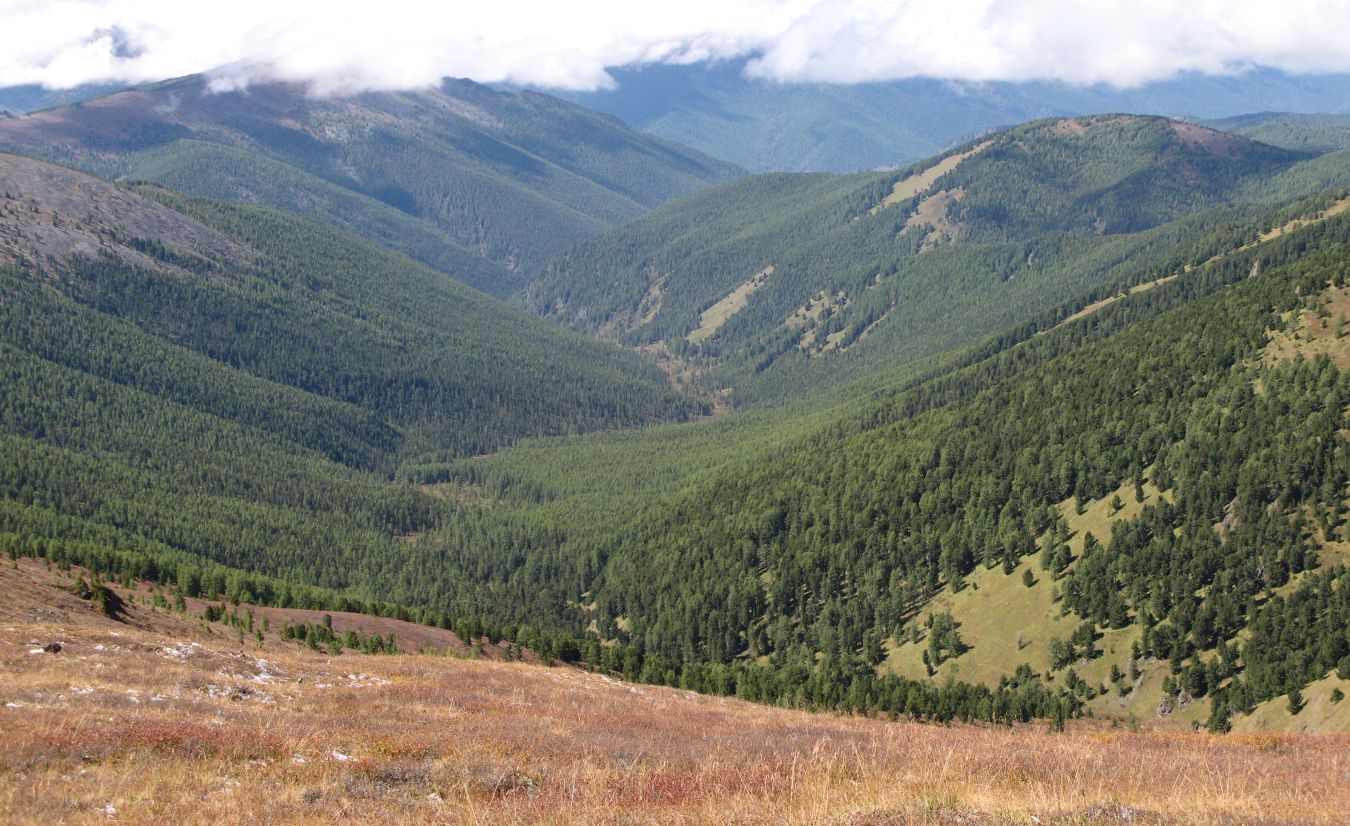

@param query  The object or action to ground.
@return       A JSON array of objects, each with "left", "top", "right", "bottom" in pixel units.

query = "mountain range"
[
  {"left": 0, "top": 75, "right": 742, "bottom": 296},
  {"left": 2, "top": 72, "right": 1350, "bottom": 765},
  {"left": 564, "top": 62, "right": 1350, "bottom": 172}
]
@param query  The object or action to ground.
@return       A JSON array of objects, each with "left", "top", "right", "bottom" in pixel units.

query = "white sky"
[{"left": 3, "top": 0, "right": 1350, "bottom": 93}]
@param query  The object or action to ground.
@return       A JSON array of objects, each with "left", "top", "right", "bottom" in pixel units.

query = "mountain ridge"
[
  {"left": 0, "top": 75, "right": 744, "bottom": 296},
  {"left": 563, "top": 62, "right": 1350, "bottom": 172},
  {"left": 529, "top": 114, "right": 1338, "bottom": 406}
]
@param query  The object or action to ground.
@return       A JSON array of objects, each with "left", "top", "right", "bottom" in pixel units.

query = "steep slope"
[
  {"left": 531, "top": 115, "right": 1339, "bottom": 405},
  {"left": 567, "top": 61, "right": 1350, "bottom": 172},
  {"left": 0, "top": 75, "right": 743, "bottom": 296},
  {"left": 6, "top": 135, "right": 1350, "bottom": 739},
  {"left": 0, "top": 152, "right": 700, "bottom": 605}
]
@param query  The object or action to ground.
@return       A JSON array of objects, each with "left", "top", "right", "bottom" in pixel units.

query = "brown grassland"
[{"left": 1, "top": 559, "right": 1347, "bottom": 825}]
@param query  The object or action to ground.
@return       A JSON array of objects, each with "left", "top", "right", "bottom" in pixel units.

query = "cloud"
[{"left": 2, "top": 1, "right": 1350, "bottom": 94}]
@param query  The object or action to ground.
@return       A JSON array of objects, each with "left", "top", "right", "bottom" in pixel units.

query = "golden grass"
[
  {"left": 881, "top": 553, "right": 1063, "bottom": 688},
  {"left": 870, "top": 142, "right": 991, "bottom": 215},
  {"left": 1256, "top": 196, "right": 1350, "bottom": 245},
  {"left": 883, "top": 479, "right": 1168, "bottom": 677},
  {"left": 1051, "top": 196, "right": 1350, "bottom": 338},
  {"left": 786, "top": 289, "right": 856, "bottom": 355},
  {"left": 903, "top": 187, "right": 966, "bottom": 251},
  {"left": 1261, "top": 283, "right": 1350, "bottom": 370},
  {"left": 687, "top": 266, "right": 773, "bottom": 345},
  {"left": 1053, "top": 275, "right": 1179, "bottom": 331},
  {"left": 1233, "top": 673, "right": 1350, "bottom": 734},
  {"left": 3, "top": 560, "right": 1348, "bottom": 824}
]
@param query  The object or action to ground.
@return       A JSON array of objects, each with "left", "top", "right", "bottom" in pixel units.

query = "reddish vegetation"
[
  {"left": 1051, "top": 118, "right": 1090, "bottom": 136},
  {"left": 1168, "top": 121, "right": 1250, "bottom": 157},
  {"left": 2, "top": 559, "right": 1347, "bottom": 824}
]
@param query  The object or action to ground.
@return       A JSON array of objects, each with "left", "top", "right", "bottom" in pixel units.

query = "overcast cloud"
[{"left": 3, "top": 0, "right": 1350, "bottom": 94}]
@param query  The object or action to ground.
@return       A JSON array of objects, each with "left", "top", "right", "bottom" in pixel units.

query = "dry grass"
[
  {"left": 903, "top": 187, "right": 966, "bottom": 251},
  {"left": 1051, "top": 196, "right": 1350, "bottom": 338},
  {"left": 1256, "top": 196, "right": 1350, "bottom": 245},
  {"left": 1052, "top": 275, "right": 1179, "bottom": 331},
  {"left": 1262, "top": 283, "right": 1350, "bottom": 370},
  {"left": 2, "top": 560, "right": 1347, "bottom": 824},
  {"left": 870, "top": 142, "right": 991, "bottom": 215},
  {"left": 688, "top": 266, "right": 773, "bottom": 345},
  {"left": 787, "top": 289, "right": 851, "bottom": 354},
  {"left": 1234, "top": 673, "right": 1350, "bottom": 734},
  {"left": 883, "top": 479, "right": 1172, "bottom": 697}
]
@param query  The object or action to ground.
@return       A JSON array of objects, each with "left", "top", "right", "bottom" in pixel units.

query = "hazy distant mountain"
[
  {"left": 563, "top": 62, "right": 1350, "bottom": 172},
  {"left": 1205, "top": 112, "right": 1350, "bottom": 154},
  {"left": 0, "top": 83, "right": 126, "bottom": 114}
]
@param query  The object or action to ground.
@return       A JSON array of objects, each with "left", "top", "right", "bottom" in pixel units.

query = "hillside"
[
  {"left": 2, "top": 557, "right": 1346, "bottom": 825},
  {"left": 566, "top": 62, "right": 1350, "bottom": 173},
  {"left": 0, "top": 152, "right": 701, "bottom": 611},
  {"left": 0, "top": 75, "right": 742, "bottom": 296},
  {"left": 433, "top": 190, "right": 1350, "bottom": 734},
  {"left": 530, "top": 115, "right": 1343, "bottom": 405}
]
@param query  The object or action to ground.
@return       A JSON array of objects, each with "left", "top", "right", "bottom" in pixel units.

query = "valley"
[{"left": 2, "top": 47, "right": 1350, "bottom": 824}]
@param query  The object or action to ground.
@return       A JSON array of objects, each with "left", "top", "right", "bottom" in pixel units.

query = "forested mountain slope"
[
  {"left": 530, "top": 115, "right": 1350, "bottom": 406},
  {"left": 441, "top": 193, "right": 1350, "bottom": 731},
  {"left": 0, "top": 82, "right": 127, "bottom": 115},
  {"left": 0, "top": 152, "right": 700, "bottom": 605},
  {"left": 0, "top": 75, "right": 742, "bottom": 296}
]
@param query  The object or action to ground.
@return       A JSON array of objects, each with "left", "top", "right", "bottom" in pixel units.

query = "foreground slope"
[
  {"left": 2, "top": 558, "right": 1346, "bottom": 825},
  {"left": 529, "top": 116, "right": 1349, "bottom": 405},
  {"left": 0, "top": 75, "right": 742, "bottom": 295}
]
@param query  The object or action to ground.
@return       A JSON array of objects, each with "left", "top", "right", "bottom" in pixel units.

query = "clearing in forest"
[
  {"left": 1262, "top": 282, "right": 1350, "bottom": 370},
  {"left": 881, "top": 477, "right": 1196, "bottom": 725},
  {"left": 869, "top": 141, "right": 992, "bottom": 215},
  {"left": 1054, "top": 274, "right": 1179, "bottom": 330},
  {"left": 687, "top": 266, "right": 773, "bottom": 345}
]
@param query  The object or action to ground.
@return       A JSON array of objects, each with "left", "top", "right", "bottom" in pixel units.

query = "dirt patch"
[{"left": 1052, "top": 118, "right": 1090, "bottom": 136}]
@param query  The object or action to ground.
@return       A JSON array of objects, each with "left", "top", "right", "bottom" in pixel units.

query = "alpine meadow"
[{"left": 3, "top": 3, "right": 1350, "bottom": 824}]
